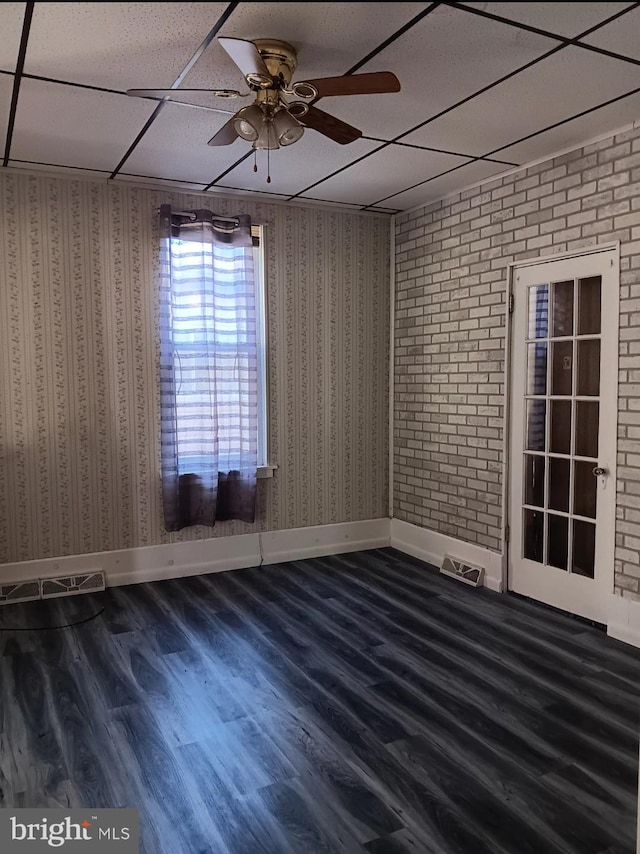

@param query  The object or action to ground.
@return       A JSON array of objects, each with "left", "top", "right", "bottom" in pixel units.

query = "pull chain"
[
  {"left": 267, "top": 125, "right": 272, "bottom": 184},
  {"left": 253, "top": 149, "right": 257, "bottom": 173}
]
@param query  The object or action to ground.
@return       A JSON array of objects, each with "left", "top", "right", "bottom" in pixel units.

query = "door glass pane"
[
  {"left": 528, "top": 284, "right": 548, "bottom": 338},
  {"left": 547, "top": 514, "right": 568, "bottom": 570},
  {"left": 524, "top": 455, "right": 545, "bottom": 507},
  {"left": 577, "top": 339, "right": 600, "bottom": 396},
  {"left": 574, "top": 461, "right": 597, "bottom": 518},
  {"left": 550, "top": 400, "right": 571, "bottom": 454},
  {"left": 578, "top": 276, "right": 601, "bottom": 335},
  {"left": 550, "top": 341, "right": 573, "bottom": 395},
  {"left": 549, "top": 457, "right": 570, "bottom": 513},
  {"left": 527, "top": 343, "right": 547, "bottom": 394},
  {"left": 551, "top": 280, "right": 573, "bottom": 337},
  {"left": 520, "top": 266, "right": 603, "bottom": 588},
  {"left": 573, "top": 520, "right": 595, "bottom": 577},
  {"left": 575, "top": 401, "right": 599, "bottom": 458},
  {"left": 525, "top": 400, "right": 546, "bottom": 451},
  {"left": 524, "top": 509, "right": 544, "bottom": 563}
]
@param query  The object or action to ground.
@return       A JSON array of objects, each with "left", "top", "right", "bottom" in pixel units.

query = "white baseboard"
[
  {"left": 389, "top": 518, "right": 504, "bottom": 592},
  {"left": 5, "top": 516, "right": 638, "bottom": 650},
  {"left": 260, "top": 519, "right": 390, "bottom": 565},
  {"left": 0, "top": 519, "right": 390, "bottom": 589},
  {"left": 607, "top": 594, "right": 640, "bottom": 649}
]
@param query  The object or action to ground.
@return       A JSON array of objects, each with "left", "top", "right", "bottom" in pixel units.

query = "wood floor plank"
[{"left": 0, "top": 548, "right": 637, "bottom": 853}]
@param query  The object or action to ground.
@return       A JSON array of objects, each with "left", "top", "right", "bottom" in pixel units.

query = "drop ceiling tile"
[
  {"left": 124, "top": 102, "right": 250, "bottom": 184},
  {"left": 403, "top": 46, "right": 640, "bottom": 156},
  {"left": 116, "top": 173, "right": 208, "bottom": 191},
  {"left": 582, "top": 6, "right": 640, "bottom": 61},
  {"left": 1, "top": 4, "right": 25, "bottom": 70},
  {"left": 8, "top": 160, "right": 110, "bottom": 181},
  {"left": 377, "top": 159, "right": 510, "bottom": 211},
  {"left": 0, "top": 75, "right": 13, "bottom": 142},
  {"left": 324, "top": 4, "right": 557, "bottom": 140},
  {"left": 11, "top": 78, "right": 156, "bottom": 171},
  {"left": 206, "top": 186, "right": 370, "bottom": 212},
  {"left": 217, "top": 134, "right": 380, "bottom": 197},
  {"left": 299, "top": 144, "right": 469, "bottom": 207},
  {"left": 182, "top": 2, "right": 426, "bottom": 92},
  {"left": 496, "top": 89, "right": 640, "bottom": 164},
  {"left": 207, "top": 185, "right": 291, "bottom": 201},
  {"left": 300, "top": 199, "right": 370, "bottom": 210},
  {"left": 25, "top": 2, "right": 229, "bottom": 90},
  {"left": 459, "top": 3, "right": 632, "bottom": 38}
]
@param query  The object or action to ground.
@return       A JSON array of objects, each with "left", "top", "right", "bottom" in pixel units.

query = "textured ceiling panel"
[
  {"left": 324, "top": 4, "right": 556, "bottom": 140},
  {"left": 300, "top": 144, "right": 469, "bottom": 206},
  {"left": 123, "top": 102, "right": 253, "bottom": 184},
  {"left": 0, "top": 3, "right": 26, "bottom": 71},
  {"left": 181, "top": 2, "right": 426, "bottom": 94},
  {"left": 374, "top": 158, "right": 509, "bottom": 210},
  {"left": 25, "top": 2, "right": 229, "bottom": 90},
  {"left": 0, "top": 75, "right": 13, "bottom": 144},
  {"left": 403, "top": 46, "right": 640, "bottom": 156},
  {"left": 496, "top": 89, "right": 640, "bottom": 164},
  {"left": 583, "top": 5, "right": 640, "bottom": 60},
  {"left": 7, "top": 160, "right": 111, "bottom": 180},
  {"left": 6, "top": 2, "right": 640, "bottom": 211},
  {"left": 459, "top": 2, "right": 633, "bottom": 38},
  {"left": 216, "top": 133, "right": 380, "bottom": 197},
  {"left": 115, "top": 173, "right": 208, "bottom": 191},
  {"left": 11, "top": 79, "right": 156, "bottom": 170},
  {"left": 207, "top": 185, "right": 363, "bottom": 209}
]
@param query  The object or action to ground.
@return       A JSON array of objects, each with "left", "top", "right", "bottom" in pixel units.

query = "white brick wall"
[{"left": 394, "top": 125, "right": 640, "bottom": 596}]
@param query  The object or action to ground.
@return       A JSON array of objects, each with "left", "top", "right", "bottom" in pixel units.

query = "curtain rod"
[{"left": 158, "top": 207, "right": 239, "bottom": 224}]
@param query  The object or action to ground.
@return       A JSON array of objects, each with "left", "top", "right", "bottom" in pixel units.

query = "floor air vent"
[
  {"left": 40, "top": 572, "right": 106, "bottom": 599},
  {"left": 440, "top": 555, "right": 485, "bottom": 588},
  {"left": 0, "top": 580, "right": 41, "bottom": 605}
]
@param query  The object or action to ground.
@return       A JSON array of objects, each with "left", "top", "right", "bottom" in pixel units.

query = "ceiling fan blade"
[
  {"left": 299, "top": 71, "right": 401, "bottom": 98},
  {"left": 299, "top": 105, "right": 362, "bottom": 145},
  {"left": 207, "top": 117, "right": 239, "bottom": 147},
  {"left": 127, "top": 88, "right": 246, "bottom": 99},
  {"left": 218, "top": 37, "right": 271, "bottom": 81}
]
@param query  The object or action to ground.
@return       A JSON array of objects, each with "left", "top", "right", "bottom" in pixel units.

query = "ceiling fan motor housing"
[{"left": 250, "top": 39, "right": 298, "bottom": 88}]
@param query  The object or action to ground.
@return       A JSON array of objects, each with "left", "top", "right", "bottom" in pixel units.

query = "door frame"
[{"left": 502, "top": 243, "right": 620, "bottom": 619}]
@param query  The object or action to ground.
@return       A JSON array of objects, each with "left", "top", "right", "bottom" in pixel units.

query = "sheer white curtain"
[{"left": 159, "top": 205, "right": 258, "bottom": 531}]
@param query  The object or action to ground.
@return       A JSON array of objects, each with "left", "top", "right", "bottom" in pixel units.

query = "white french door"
[{"left": 508, "top": 248, "right": 619, "bottom": 623}]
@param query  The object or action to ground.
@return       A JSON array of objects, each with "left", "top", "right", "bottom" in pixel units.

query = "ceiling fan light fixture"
[
  {"left": 232, "top": 104, "right": 264, "bottom": 141},
  {"left": 273, "top": 107, "right": 304, "bottom": 146},
  {"left": 253, "top": 120, "right": 279, "bottom": 151}
]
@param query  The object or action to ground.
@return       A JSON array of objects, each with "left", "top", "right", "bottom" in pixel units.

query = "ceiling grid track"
[
  {"left": 2, "top": 2, "right": 34, "bottom": 167},
  {"left": 444, "top": 0, "right": 640, "bottom": 67},
  {"left": 108, "top": 0, "right": 240, "bottom": 180},
  {"left": 203, "top": 1, "right": 442, "bottom": 191},
  {"left": 2, "top": 2, "right": 639, "bottom": 210},
  {"left": 290, "top": 0, "right": 640, "bottom": 205}
]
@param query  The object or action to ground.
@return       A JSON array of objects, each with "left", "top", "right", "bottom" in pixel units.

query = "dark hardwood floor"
[{"left": 0, "top": 548, "right": 638, "bottom": 853}]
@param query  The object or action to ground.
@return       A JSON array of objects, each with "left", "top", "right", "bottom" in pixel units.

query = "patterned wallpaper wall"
[{"left": 0, "top": 171, "right": 389, "bottom": 564}]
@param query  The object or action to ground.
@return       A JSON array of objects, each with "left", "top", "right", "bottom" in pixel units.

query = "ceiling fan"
[{"left": 127, "top": 37, "right": 400, "bottom": 152}]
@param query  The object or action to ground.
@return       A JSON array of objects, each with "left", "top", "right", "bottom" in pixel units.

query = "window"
[{"left": 169, "top": 224, "right": 269, "bottom": 474}]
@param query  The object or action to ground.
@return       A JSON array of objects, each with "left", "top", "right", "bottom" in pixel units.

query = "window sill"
[{"left": 257, "top": 465, "right": 278, "bottom": 479}]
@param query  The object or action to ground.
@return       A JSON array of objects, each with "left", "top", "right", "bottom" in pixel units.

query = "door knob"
[{"left": 592, "top": 466, "right": 607, "bottom": 477}]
